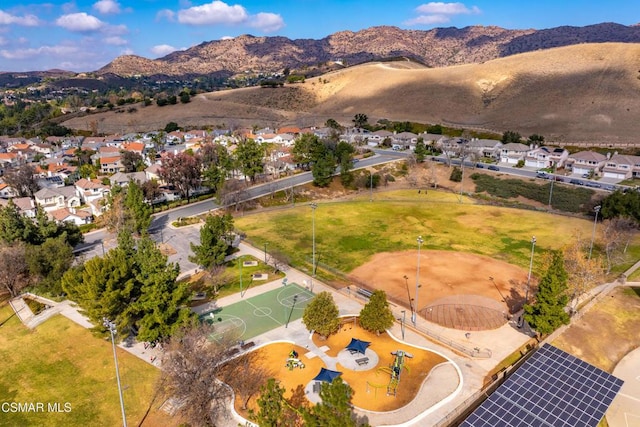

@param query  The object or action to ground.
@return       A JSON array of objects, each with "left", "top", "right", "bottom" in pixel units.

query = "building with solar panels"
[{"left": 461, "top": 344, "right": 623, "bottom": 427}]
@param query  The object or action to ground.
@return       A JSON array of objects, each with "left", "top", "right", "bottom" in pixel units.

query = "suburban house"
[
  {"left": 466, "top": 139, "right": 503, "bottom": 159},
  {"left": 524, "top": 146, "right": 569, "bottom": 169},
  {"left": 145, "top": 164, "right": 163, "bottom": 183},
  {"left": 109, "top": 171, "right": 147, "bottom": 188},
  {"left": 75, "top": 178, "right": 110, "bottom": 216},
  {"left": 368, "top": 130, "right": 393, "bottom": 147},
  {"left": 49, "top": 207, "right": 93, "bottom": 226},
  {"left": 2, "top": 197, "right": 38, "bottom": 218},
  {"left": 500, "top": 143, "right": 531, "bottom": 164},
  {"left": 394, "top": 131, "right": 419, "bottom": 149},
  {"left": 0, "top": 183, "right": 17, "bottom": 198},
  {"left": 101, "top": 155, "right": 124, "bottom": 174},
  {"left": 565, "top": 151, "right": 607, "bottom": 176},
  {"left": 34, "top": 186, "right": 81, "bottom": 213},
  {"left": 602, "top": 154, "right": 640, "bottom": 180}
]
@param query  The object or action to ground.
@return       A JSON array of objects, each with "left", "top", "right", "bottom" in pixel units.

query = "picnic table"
[{"left": 355, "top": 357, "right": 369, "bottom": 366}]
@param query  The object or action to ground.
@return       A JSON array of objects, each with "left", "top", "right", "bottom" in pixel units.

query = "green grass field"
[
  {"left": 236, "top": 190, "right": 639, "bottom": 277},
  {"left": 0, "top": 304, "right": 162, "bottom": 427}
]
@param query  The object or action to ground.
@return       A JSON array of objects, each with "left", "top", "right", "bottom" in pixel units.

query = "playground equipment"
[
  {"left": 285, "top": 349, "right": 305, "bottom": 371},
  {"left": 387, "top": 350, "right": 413, "bottom": 396}
]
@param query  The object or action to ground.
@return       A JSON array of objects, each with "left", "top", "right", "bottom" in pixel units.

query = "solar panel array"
[{"left": 461, "top": 343, "right": 623, "bottom": 427}]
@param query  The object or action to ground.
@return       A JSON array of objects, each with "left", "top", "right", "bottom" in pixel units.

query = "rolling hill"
[{"left": 63, "top": 43, "right": 640, "bottom": 144}]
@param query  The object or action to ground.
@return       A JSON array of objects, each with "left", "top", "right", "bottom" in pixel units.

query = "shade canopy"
[
  {"left": 346, "top": 338, "right": 371, "bottom": 355},
  {"left": 312, "top": 368, "right": 342, "bottom": 383}
]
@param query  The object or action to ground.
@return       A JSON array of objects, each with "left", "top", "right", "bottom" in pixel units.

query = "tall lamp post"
[
  {"left": 103, "top": 318, "right": 127, "bottom": 427},
  {"left": 525, "top": 236, "right": 536, "bottom": 304},
  {"left": 414, "top": 236, "right": 424, "bottom": 325},
  {"left": 589, "top": 205, "right": 601, "bottom": 260},
  {"left": 548, "top": 177, "right": 555, "bottom": 209},
  {"left": 264, "top": 242, "right": 268, "bottom": 265},
  {"left": 400, "top": 310, "right": 406, "bottom": 340},
  {"left": 310, "top": 203, "right": 317, "bottom": 292}
]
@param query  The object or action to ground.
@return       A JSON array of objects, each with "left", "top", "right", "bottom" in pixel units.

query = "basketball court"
[{"left": 199, "top": 283, "right": 315, "bottom": 342}]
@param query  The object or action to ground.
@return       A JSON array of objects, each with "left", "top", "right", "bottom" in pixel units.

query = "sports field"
[{"left": 199, "top": 283, "right": 314, "bottom": 342}]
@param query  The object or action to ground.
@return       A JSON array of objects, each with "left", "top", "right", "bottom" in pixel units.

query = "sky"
[{"left": 0, "top": 1, "right": 639, "bottom": 72}]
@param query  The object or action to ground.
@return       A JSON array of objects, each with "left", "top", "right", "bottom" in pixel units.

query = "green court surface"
[{"left": 199, "top": 283, "right": 315, "bottom": 342}]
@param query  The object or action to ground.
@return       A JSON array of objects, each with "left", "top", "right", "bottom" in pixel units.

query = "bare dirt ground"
[
  {"left": 350, "top": 250, "right": 530, "bottom": 330},
  {"left": 234, "top": 324, "right": 447, "bottom": 417}
]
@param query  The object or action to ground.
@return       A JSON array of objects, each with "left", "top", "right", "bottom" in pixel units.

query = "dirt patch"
[
  {"left": 350, "top": 250, "right": 530, "bottom": 328},
  {"left": 553, "top": 286, "right": 640, "bottom": 372},
  {"left": 158, "top": 242, "right": 177, "bottom": 256},
  {"left": 234, "top": 323, "right": 448, "bottom": 417}
]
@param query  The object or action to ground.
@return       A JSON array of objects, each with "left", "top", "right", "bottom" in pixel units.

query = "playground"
[
  {"left": 199, "top": 283, "right": 314, "bottom": 342},
  {"left": 234, "top": 322, "right": 449, "bottom": 416},
  {"left": 349, "top": 250, "right": 530, "bottom": 330}
]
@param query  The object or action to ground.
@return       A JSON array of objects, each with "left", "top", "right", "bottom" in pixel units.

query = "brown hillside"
[{"left": 64, "top": 43, "right": 640, "bottom": 143}]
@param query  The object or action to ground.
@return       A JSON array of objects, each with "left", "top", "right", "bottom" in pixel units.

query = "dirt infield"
[{"left": 349, "top": 250, "right": 531, "bottom": 330}]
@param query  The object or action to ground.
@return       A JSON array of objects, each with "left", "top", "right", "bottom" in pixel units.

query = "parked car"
[
  {"left": 585, "top": 181, "right": 601, "bottom": 188},
  {"left": 476, "top": 163, "right": 484, "bottom": 168},
  {"left": 488, "top": 165, "right": 500, "bottom": 171},
  {"left": 536, "top": 171, "right": 549, "bottom": 179},
  {"left": 569, "top": 179, "right": 584, "bottom": 185}
]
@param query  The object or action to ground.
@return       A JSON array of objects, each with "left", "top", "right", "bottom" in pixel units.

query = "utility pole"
[{"left": 103, "top": 318, "right": 127, "bottom": 427}]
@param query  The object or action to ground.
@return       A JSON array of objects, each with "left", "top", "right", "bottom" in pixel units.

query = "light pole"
[
  {"left": 414, "top": 236, "right": 424, "bottom": 325},
  {"left": 548, "top": 178, "right": 555, "bottom": 209},
  {"left": 400, "top": 310, "right": 406, "bottom": 340},
  {"left": 589, "top": 205, "right": 601, "bottom": 260},
  {"left": 525, "top": 236, "right": 536, "bottom": 304},
  {"left": 310, "top": 203, "right": 317, "bottom": 292},
  {"left": 103, "top": 318, "right": 127, "bottom": 427},
  {"left": 369, "top": 171, "right": 373, "bottom": 202},
  {"left": 239, "top": 257, "right": 244, "bottom": 297},
  {"left": 264, "top": 242, "right": 268, "bottom": 265}
]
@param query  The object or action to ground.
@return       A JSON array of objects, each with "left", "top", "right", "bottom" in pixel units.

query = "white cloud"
[
  {"left": 416, "top": 2, "right": 480, "bottom": 15},
  {"left": 104, "top": 23, "right": 128, "bottom": 35},
  {"left": 177, "top": 1, "right": 247, "bottom": 25},
  {"left": 0, "top": 44, "right": 79, "bottom": 60},
  {"left": 156, "top": 9, "right": 175, "bottom": 22},
  {"left": 405, "top": 14, "right": 452, "bottom": 26},
  {"left": 104, "top": 36, "right": 127, "bottom": 45},
  {"left": 405, "top": 2, "right": 481, "bottom": 27},
  {"left": 93, "top": 0, "right": 122, "bottom": 15},
  {"left": 221, "top": 35, "right": 234, "bottom": 40},
  {"left": 151, "top": 44, "right": 179, "bottom": 56},
  {"left": 0, "top": 10, "right": 40, "bottom": 26},
  {"left": 56, "top": 12, "right": 104, "bottom": 32},
  {"left": 248, "top": 12, "right": 284, "bottom": 33},
  {"left": 120, "top": 47, "right": 134, "bottom": 55}
]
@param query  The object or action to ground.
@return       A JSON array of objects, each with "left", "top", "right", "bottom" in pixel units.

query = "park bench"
[
  {"left": 356, "top": 288, "right": 373, "bottom": 299},
  {"left": 240, "top": 341, "right": 255, "bottom": 350},
  {"left": 355, "top": 357, "right": 369, "bottom": 366}
]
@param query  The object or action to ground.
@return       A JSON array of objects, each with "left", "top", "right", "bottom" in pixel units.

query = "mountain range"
[{"left": 97, "top": 23, "right": 640, "bottom": 77}]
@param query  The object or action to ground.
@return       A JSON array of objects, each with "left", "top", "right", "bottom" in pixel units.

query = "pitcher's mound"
[{"left": 425, "top": 295, "right": 508, "bottom": 330}]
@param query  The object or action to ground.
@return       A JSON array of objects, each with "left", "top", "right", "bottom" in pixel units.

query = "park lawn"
[
  {"left": 553, "top": 287, "right": 640, "bottom": 372},
  {"left": 186, "top": 254, "right": 285, "bottom": 301},
  {"left": 235, "top": 189, "right": 610, "bottom": 275},
  {"left": 0, "top": 304, "right": 171, "bottom": 427}
]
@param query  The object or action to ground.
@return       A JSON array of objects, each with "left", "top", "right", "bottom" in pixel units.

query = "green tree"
[
  {"left": 124, "top": 181, "right": 152, "bottom": 235},
  {"left": 527, "top": 134, "right": 545, "bottom": 144},
  {"left": 325, "top": 118, "right": 342, "bottom": 130},
  {"left": 164, "top": 121, "right": 179, "bottom": 132},
  {"left": 359, "top": 290, "right": 395, "bottom": 334},
  {"left": 302, "top": 291, "right": 340, "bottom": 339},
  {"left": 189, "top": 213, "right": 234, "bottom": 269},
  {"left": 414, "top": 137, "right": 427, "bottom": 163},
  {"left": 523, "top": 250, "right": 570, "bottom": 335},
  {"left": 0, "top": 199, "right": 32, "bottom": 243},
  {"left": 26, "top": 236, "right": 74, "bottom": 295},
  {"left": 179, "top": 91, "right": 191, "bottom": 104},
  {"left": 304, "top": 377, "right": 364, "bottom": 427},
  {"left": 251, "top": 378, "right": 288, "bottom": 426},
  {"left": 352, "top": 113, "right": 368, "bottom": 129},
  {"left": 601, "top": 190, "right": 640, "bottom": 224},
  {"left": 200, "top": 143, "right": 232, "bottom": 193},
  {"left": 449, "top": 166, "right": 462, "bottom": 182},
  {"left": 3, "top": 164, "right": 40, "bottom": 197},
  {"left": 427, "top": 124, "right": 443, "bottom": 134},
  {"left": 235, "top": 138, "right": 265, "bottom": 183},
  {"left": 132, "top": 238, "right": 194, "bottom": 343},
  {"left": 292, "top": 133, "right": 320, "bottom": 169},
  {"left": 501, "top": 130, "right": 522, "bottom": 144},
  {"left": 312, "top": 150, "right": 336, "bottom": 187}
]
